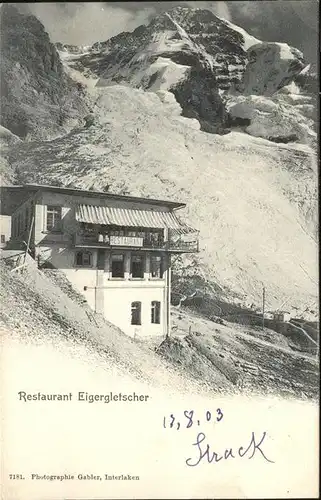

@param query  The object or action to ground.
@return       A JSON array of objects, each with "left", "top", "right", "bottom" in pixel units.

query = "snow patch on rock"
[
  {"left": 222, "top": 19, "right": 261, "bottom": 50},
  {"left": 155, "top": 90, "right": 183, "bottom": 115},
  {"left": 146, "top": 57, "right": 190, "bottom": 92},
  {"left": 228, "top": 95, "right": 316, "bottom": 145}
]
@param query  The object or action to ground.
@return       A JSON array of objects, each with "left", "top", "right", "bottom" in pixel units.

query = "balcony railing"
[
  {"left": 167, "top": 238, "right": 199, "bottom": 252},
  {"left": 73, "top": 231, "right": 199, "bottom": 253},
  {"left": 74, "top": 233, "right": 164, "bottom": 248}
]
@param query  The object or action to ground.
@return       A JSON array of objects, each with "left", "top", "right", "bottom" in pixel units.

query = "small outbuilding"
[{"left": 273, "top": 311, "right": 292, "bottom": 323}]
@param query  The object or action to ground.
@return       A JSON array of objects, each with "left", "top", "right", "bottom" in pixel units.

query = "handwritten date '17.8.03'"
[{"left": 163, "top": 409, "right": 223, "bottom": 430}]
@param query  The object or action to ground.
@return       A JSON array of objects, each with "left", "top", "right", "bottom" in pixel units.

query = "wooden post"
[
  {"left": 165, "top": 254, "right": 171, "bottom": 338},
  {"left": 24, "top": 216, "right": 34, "bottom": 264},
  {"left": 262, "top": 287, "right": 265, "bottom": 329},
  {"left": 167, "top": 256, "right": 171, "bottom": 338}
]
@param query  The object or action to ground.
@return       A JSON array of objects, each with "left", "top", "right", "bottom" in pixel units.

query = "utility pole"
[
  {"left": 24, "top": 216, "right": 34, "bottom": 264},
  {"left": 262, "top": 286, "right": 266, "bottom": 330}
]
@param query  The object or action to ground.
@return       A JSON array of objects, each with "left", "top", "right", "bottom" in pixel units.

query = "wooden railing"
[{"left": 74, "top": 231, "right": 199, "bottom": 252}]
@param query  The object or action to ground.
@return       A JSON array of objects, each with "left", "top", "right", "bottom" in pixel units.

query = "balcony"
[
  {"left": 73, "top": 230, "right": 199, "bottom": 253},
  {"left": 167, "top": 234, "right": 199, "bottom": 253}
]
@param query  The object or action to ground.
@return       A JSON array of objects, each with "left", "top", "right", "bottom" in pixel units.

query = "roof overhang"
[{"left": 7, "top": 184, "right": 186, "bottom": 210}]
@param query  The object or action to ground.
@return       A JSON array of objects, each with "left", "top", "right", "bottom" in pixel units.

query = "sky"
[{"left": 18, "top": 1, "right": 319, "bottom": 62}]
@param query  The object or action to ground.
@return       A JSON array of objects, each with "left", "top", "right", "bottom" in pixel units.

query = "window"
[
  {"left": 151, "top": 301, "right": 161, "bottom": 324},
  {"left": 111, "top": 253, "right": 124, "bottom": 278},
  {"left": 110, "top": 229, "right": 125, "bottom": 236},
  {"left": 46, "top": 205, "right": 62, "bottom": 231},
  {"left": 131, "top": 253, "right": 144, "bottom": 278},
  {"left": 131, "top": 301, "right": 142, "bottom": 325},
  {"left": 75, "top": 251, "right": 92, "bottom": 267},
  {"left": 145, "top": 230, "right": 163, "bottom": 247},
  {"left": 97, "top": 249, "right": 105, "bottom": 270},
  {"left": 81, "top": 222, "right": 96, "bottom": 234},
  {"left": 1, "top": 235, "right": 5, "bottom": 244},
  {"left": 150, "top": 255, "right": 164, "bottom": 278}
]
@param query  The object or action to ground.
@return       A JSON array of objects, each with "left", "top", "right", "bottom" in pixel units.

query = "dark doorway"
[
  {"left": 131, "top": 254, "right": 144, "bottom": 278},
  {"left": 111, "top": 253, "right": 124, "bottom": 278},
  {"left": 97, "top": 249, "right": 105, "bottom": 270}
]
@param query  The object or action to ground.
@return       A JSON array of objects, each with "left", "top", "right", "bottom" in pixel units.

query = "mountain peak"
[
  {"left": 0, "top": 3, "right": 42, "bottom": 29},
  {"left": 159, "top": 5, "right": 219, "bottom": 21}
]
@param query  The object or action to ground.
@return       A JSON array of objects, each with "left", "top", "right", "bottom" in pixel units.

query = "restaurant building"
[{"left": 8, "top": 184, "right": 199, "bottom": 338}]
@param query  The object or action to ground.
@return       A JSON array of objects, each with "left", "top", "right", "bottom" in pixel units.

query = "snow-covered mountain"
[
  {"left": 55, "top": 42, "right": 92, "bottom": 55},
  {"left": 0, "top": 5, "right": 318, "bottom": 316},
  {"left": 62, "top": 6, "right": 315, "bottom": 144}
]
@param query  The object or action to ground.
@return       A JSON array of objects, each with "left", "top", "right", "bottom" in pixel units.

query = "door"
[
  {"left": 95, "top": 249, "right": 105, "bottom": 314},
  {"left": 97, "top": 249, "right": 105, "bottom": 270}
]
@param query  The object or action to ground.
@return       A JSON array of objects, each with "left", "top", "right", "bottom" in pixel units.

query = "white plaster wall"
[
  {"left": 34, "top": 197, "right": 74, "bottom": 247},
  {"left": 38, "top": 245, "right": 98, "bottom": 311},
  {"left": 0, "top": 215, "right": 11, "bottom": 247},
  {"left": 37, "top": 245, "right": 168, "bottom": 338},
  {"left": 102, "top": 285, "right": 166, "bottom": 338}
]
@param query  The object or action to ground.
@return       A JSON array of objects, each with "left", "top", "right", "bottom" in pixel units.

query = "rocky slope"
[
  {"left": 0, "top": 260, "right": 318, "bottom": 400},
  {"left": 0, "top": 4, "right": 89, "bottom": 140},
  {"left": 0, "top": 126, "right": 21, "bottom": 186},
  {"left": 0, "top": 259, "right": 201, "bottom": 393}
]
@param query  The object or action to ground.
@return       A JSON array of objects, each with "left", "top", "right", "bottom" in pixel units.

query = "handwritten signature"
[{"left": 186, "top": 431, "right": 275, "bottom": 467}]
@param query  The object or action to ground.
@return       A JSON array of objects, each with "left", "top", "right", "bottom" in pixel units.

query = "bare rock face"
[
  {"left": 0, "top": 4, "right": 89, "bottom": 140},
  {"left": 294, "top": 63, "right": 318, "bottom": 95},
  {"left": 170, "top": 66, "right": 230, "bottom": 134}
]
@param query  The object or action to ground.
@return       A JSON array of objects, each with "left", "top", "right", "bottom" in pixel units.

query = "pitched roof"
[{"left": 4, "top": 184, "right": 186, "bottom": 210}]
